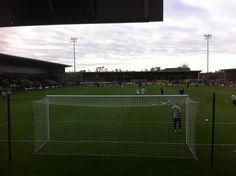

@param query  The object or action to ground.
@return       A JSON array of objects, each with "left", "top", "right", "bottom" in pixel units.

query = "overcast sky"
[{"left": 0, "top": 0, "right": 236, "bottom": 72}]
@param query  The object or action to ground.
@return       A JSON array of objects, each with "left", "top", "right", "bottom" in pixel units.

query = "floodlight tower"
[
  {"left": 71, "top": 37, "right": 78, "bottom": 72},
  {"left": 204, "top": 34, "right": 212, "bottom": 73}
]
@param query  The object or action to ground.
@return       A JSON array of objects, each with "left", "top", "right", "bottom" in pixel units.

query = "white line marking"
[
  {"left": 6, "top": 121, "right": 236, "bottom": 124},
  {"left": 196, "top": 143, "right": 236, "bottom": 146},
  {"left": 0, "top": 140, "right": 236, "bottom": 146},
  {"left": 197, "top": 122, "right": 236, "bottom": 125},
  {"left": 1, "top": 121, "right": 236, "bottom": 124}
]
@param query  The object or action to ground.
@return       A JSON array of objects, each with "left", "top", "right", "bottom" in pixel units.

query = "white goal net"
[{"left": 34, "top": 95, "right": 197, "bottom": 159}]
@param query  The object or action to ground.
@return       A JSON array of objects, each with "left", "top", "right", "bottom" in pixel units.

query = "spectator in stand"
[{"left": 1, "top": 91, "right": 6, "bottom": 99}]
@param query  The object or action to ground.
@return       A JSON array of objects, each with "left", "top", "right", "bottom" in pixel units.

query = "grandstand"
[
  {"left": 66, "top": 68, "right": 201, "bottom": 85},
  {"left": 222, "top": 68, "right": 236, "bottom": 82},
  {"left": 0, "top": 53, "right": 70, "bottom": 90}
]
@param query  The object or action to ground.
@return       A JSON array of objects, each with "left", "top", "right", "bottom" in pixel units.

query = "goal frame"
[{"left": 34, "top": 94, "right": 197, "bottom": 159}]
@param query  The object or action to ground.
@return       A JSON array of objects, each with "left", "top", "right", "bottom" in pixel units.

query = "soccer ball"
[
  {"left": 152, "top": 103, "right": 156, "bottom": 106},
  {"left": 161, "top": 100, "right": 170, "bottom": 105},
  {"left": 204, "top": 118, "right": 209, "bottom": 122}
]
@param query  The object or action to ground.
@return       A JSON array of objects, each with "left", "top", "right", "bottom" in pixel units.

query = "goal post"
[
  {"left": 34, "top": 95, "right": 197, "bottom": 159},
  {"left": 187, "top": 98, "right": 198, "bottom": 159},
  {"left": 34, "top": 97, "right": 50, "bottom": 153}
]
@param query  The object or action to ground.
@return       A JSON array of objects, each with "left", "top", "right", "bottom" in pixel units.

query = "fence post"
[
  {"left": 6, "top": 92, "right": 12, "bottom": 161},
  {"left": 211, "top": 93, "right": 216, "bottom": 167}
]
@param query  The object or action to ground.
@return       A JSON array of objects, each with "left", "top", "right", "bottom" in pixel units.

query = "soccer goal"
[{"left": 34, "top": 95, "right": 197, "bottom": 159}]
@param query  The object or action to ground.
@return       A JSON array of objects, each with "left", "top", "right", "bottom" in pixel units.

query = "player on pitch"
[
  {"left": 231, "top": 94, "right": 236, "bottom": 106},
  {"left": 172, "top": 102, "right": 182, "bottom": 133}
]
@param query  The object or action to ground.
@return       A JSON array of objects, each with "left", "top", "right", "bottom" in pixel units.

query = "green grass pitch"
[
  {"left": 0, "top": 85, "right": 236, "bottom": 176},
  {"left": 35, "top": 104, "right": 190, "bottom": 158}
]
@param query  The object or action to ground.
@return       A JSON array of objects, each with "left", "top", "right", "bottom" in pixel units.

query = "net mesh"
[{"left": 34, "top": 95, "right": 197, "bottom": 159}]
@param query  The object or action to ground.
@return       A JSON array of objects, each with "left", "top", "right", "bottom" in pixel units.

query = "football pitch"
[{"left": 0, "top": 85, "right": 236, "bottom": 176}]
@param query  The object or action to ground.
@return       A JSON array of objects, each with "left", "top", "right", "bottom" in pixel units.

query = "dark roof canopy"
[
  {"left": 0, "top": 0, "right": 163, "bottom": 27},
  {"left": 0, "top": 53, "right": 70, "bottom": 68}
]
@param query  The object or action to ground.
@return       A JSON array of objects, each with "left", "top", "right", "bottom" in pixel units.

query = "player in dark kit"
[
  {"left": 179, "top": 87, "right": 184, "bottom": 95},
  {"left": 160, "top": 86, "right": 164, "bottom": 95}
]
